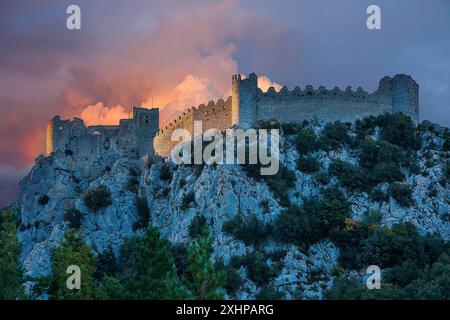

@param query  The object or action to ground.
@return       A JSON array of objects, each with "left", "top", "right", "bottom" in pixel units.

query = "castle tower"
[
  {"left": 131, "top": 107, "right": 159, "bottom": 156},
  {"left": 231, "top": 73, "right": 258, "bottom": 129},
  {"left": 391, "top": 74, "right": 419, "bottom": 122},
  {"left": 46, "top": 118, "right": 56, "bottom": 155}
]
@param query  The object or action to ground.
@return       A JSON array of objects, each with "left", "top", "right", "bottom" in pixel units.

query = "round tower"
[
  {"left": 391, "top": 74, "right": 419, "bottom": 122},
  {"left": 231, "top": 73, "right": 258, "bottom": 129}
]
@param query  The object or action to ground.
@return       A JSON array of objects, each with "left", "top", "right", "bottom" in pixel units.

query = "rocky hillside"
[{"left": 10, "top": 113, "right": 450, "bottom": 299}]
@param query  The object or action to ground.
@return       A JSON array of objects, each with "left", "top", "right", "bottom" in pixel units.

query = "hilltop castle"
[{"left": 46, "top": 73, "right": 419, "bottom": 159}]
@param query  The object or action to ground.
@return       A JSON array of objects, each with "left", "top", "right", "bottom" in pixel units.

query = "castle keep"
[
  {"left": 46, "top": 107, "right": 159, "bottom": 160},
  {"left": 46, "top": 73, "right": 419, "bottom": 159}
]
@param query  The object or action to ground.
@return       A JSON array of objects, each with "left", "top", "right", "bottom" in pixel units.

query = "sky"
[{"left": 1, "top": 0, "right": 449, "bottom": 206}]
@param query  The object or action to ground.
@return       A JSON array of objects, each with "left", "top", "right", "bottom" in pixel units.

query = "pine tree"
[
  {"left": 121, "top": 226, "right": 191, "bottom": 299},
  {"left": 47, "top": 230, "right": 98, "bottom": 299},
  {"left": 0, "top": 209, "right": 23, "bottom": 299},
  {"left": 184, "top": 224, "right": 226, "bottom": 299}
]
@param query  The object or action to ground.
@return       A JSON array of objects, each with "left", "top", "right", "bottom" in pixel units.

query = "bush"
[
  {"left": 63, "top": 208, "right": 83, "bottom": 230},
  {"left": 370, "top": 188, "right": 389, "bottom": 203},
  {"left": 223, "top": 214, "right": 272, "bottom": 247},
  {"left": 181, "top": 192, "right": 195, "bottom": 210},
  {"left": 133, "top": 197, "right": 150, "bottom": 230},
  {"left": 256, "top": 285, "right": 284, "bottom": 300},
  {"left": 315, "top": 170, "right": 330, "bottom": 185},
  {"left": 317, "top": 121, "right": 351, "bottom": 150},
  {"left": 295, "top": 128, "right": 317, "bottom": 155},
  {"left": 297, "top": 155, "right": 320, "bottom": 173},
  {"left": 370, "top": 162, "right": 404, "bottom": 184},
  {"left": 328, "top": 160, "right": 368, "bottom": 192},
  {"left": 83, "top": 185, "right": 112, "bottom": 212},
  {"left": 359, "top": 139, "right": 405, "bottom": 169},
  {"left": 230, "top": 251, "right": 275, "bottom": 287},
  {"left": 126, "top": 176, "right": 139, "bottom": 193},
  {"left": 188, "top": 215, "right": 206, "bottom": 238},
  {"left": 377, "top": 113, "right": 421, "bottom": 150},
  {"left": 215, "top": 259, "right": 243, "bottom": 295},
  {"left": 389, "top": 183, "right": 413, "bottom": 207},
  {"left": 38, "top": 195, "right": 50, "bottom": 206},
  {"left": 275, "top": 186, "right": 350, "bottom": 247},
  {"left": 159, "top": 164, "right": 172, "bottom": 181},
  {"left": 443, "top": 136, "right": 450, "bottom": 152},
  {"left": 263, "top": 165, "right": 296, "bottom": 206}
]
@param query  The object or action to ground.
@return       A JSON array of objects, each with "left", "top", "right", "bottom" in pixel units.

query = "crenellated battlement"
[
  {"left": 152, "top": 73, "right": 419, "bottom": 156},
  {"left": 46, "top": 73, "right": 420, "bottom": 159}
]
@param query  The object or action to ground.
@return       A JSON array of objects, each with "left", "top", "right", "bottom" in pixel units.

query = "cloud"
[
  {"left": 257, "top": 75, "right": 282, "bottom": 92},
  {"left": 80, "top": 103, "right": 129, "bottom": 127},
  {"left": 151, "top": 74, "right": 226, "bottom": 125}
]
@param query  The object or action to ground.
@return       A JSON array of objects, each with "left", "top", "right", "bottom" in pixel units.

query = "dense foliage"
[{"left": 83, "top": 185, "right": 112, "bottom": 212}]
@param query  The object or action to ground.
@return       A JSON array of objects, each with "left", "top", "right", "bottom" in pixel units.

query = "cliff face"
[{"left": 12, "top": 118, "right": 450, "bottom": 299}]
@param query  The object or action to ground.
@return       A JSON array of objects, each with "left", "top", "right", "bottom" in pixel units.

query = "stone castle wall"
[
  {"left": 153, "top": 97, "right": 232, "bottom": 157},
  {"left": 46, "top": 107, "right": 159, "bottom": 161},
  {"left": 153, "top": 73, "right": 419, "bottom": 157},
  {"left": 46, "top": 74, "right": 420, "bottom": 159}
]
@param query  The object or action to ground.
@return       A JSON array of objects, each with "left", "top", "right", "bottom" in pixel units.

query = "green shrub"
[
  {"left": 63, "top": 208, "right": 83, "bottom": 230},
  {"left": 359, "top": 139, "right": 405, "bottom": 169},
  {"left": 317, "top": 121, "right": 351, "bottom": 150},
  {"left": 223, "top": 214, "right": 272, "bottom": 247},
  {"left": 215, "top": 259, "right": 243, "bottom": 295},
  {"left": 188, "top": 215, "right": 206, "bottom": 238},
  {"left": 389, "top": 183, "right": 413, "bottom": 207},
  {"left": 83, "top": 185, "right": 112, "bottom": 212},
  {"left": 263, "top": 165, "right": 296, "bottom": 206},
  {"left": 355, "top": 116, "right": 377, "bottom": 139},
  {"left": 94, "top": 245, "right": 118, "bottom": 281},
  {"left": 370, "top": 188, "right": 389, "bottom": 203},
  {"left": 126, "top": 176, "right": 139, "bottom": 193},
  {"left": 275, "top": 186, "right": 350, "bottom": 247},
  {"left": 297, "top": 155, "right": 320, "bottom": 173},
  {"left": 230, "top": 251, "right": 275, "bottom": 287},
  {"left": 159, "top": 164, "right": 172, "bottom": 181},
  {"left": 315, "top": 170, "right": 330, "bottom": 185},
  {"left": 133, "top": 197, "right": 150, "bottom": 230},
  {"left": 256, "top": 285, "right": 284, "bottom": 300},
  {"left": 38, "top": 195, "right": 50, "bottom": 206},
  {"left": 443, "top": 136, "right": 450, "bottom": 152},
  {"left": 328, "top": 160, "right": 368, "bottom": 191},
  {"left": 377, "top": 113, "right": 421, "bottom": 150},
  {"left": 181, "top": 192, "right": 195, "bottom": 210},
  {"left": 408, "top": 159, "right": 421, "bottom": 175},
  {"left": 295, "top": 128, "right": 317, "bottom": 155},
  {"left": 370, "top": 162, "right": 404, "bottom": 183}
]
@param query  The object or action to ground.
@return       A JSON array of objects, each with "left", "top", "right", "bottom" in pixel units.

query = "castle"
[
  {"left": 46, "top": 73, "right": 419, "bottom": 159},
  {"left": 46, "top": 107, "right": 159, "bottom": 160}
]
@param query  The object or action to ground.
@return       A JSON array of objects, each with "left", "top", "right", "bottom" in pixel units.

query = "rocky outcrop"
[{"left": 12, "top": 120, "right": 450, "bottom": 298}]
